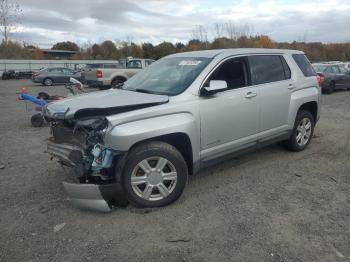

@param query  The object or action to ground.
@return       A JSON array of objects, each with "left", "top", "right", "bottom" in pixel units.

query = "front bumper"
[
  {"left": 47, "top": 140, "right": 128, "bottom": 212},
  {"left": 63, "top": 182, "right": 127, "bottom": 212}
]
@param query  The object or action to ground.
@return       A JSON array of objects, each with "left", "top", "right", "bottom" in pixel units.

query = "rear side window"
[
  {"left": 292, "top": 54, "right": 316, "bottom": 77},
  {"left": 249, "top": 55, "right": 286, "bottom": 85}
]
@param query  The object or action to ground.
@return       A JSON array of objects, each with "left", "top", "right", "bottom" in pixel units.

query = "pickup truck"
[
  {"left": 44, "top": 48, "right": 320, "bottom": 212},
  {"left": 83, "top": 59, "right": 154, "bottom": 89}
]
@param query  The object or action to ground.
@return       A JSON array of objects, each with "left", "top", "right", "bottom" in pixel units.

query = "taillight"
[
  {"left": 316, "top": 73, "right": 325, "bottom": 88},
  {"left": 96, "top": 70, "right": 103, "bottom": 78}
]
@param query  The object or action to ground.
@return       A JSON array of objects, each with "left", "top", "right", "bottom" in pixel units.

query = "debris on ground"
[
  {"left": 53, "top": 223, "right": 66, "bottom": 233},
  {"left": 166, "top": 237, "right": 191, "bottom": 243},
  {"left": 0, "top": 163, "right": 5, "bottom": 169}
]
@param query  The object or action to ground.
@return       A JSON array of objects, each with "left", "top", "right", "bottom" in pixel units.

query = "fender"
[
  {"left": 104, "top": 113, "right": 200, "bottom": 164},
  {"left": 288, "top": 86, "right": 320, "bottom": 127}
]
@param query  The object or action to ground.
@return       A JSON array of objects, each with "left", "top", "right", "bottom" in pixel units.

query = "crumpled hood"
[{"left": 43, "top": 89, "right": 169, "bottom": 120}]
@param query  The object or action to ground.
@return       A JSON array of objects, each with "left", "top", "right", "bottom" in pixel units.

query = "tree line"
[{"left": 1, "top": 36, "right": 350, "bottom": 62}]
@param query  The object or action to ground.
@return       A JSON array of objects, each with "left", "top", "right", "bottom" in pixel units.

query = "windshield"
[{"left": 123, "top": 57, "right": 212, "bottom": 96}]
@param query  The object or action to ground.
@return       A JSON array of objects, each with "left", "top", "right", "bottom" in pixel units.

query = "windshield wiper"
[{"left": 134, "top": 88, "right": 155, "bottom": 94}]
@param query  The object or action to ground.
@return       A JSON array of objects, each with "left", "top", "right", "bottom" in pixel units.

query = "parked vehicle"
[
  {"left": 32, "top": 67, "right": 82, "bottom": 86},
  {"left": 2, "top": 70, "right": 16, "bottom": 80},
  {"left": 313, "top": 63, "right": 350, "bottom": 94},
  {"left": 84, "top": 59, "right": 154, "bottom": 89},
  {"left": 43, "top": 48, "right": 321, "bottom": 212},
  {"left": 20, "top": 78, "right": 85, "bottom": 127},
  {"left": 80, "top": 63, "right": 123, "bottom": 83}
]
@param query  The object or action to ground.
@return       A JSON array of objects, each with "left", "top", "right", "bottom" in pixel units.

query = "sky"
[{"left": 10, "top": 0, "right": 350, "bottom": 48}]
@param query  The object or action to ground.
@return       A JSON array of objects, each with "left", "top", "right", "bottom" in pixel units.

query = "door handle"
[
  {"left": 245, "top": 92, "right": 257, "bottom": 98},
  {"left": 288, "top": 84, "right": 296, "bottom": 90}
]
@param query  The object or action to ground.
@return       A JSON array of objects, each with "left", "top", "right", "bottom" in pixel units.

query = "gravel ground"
[{"left": 0, "top": 80, "right": 349, "bottom": 262}]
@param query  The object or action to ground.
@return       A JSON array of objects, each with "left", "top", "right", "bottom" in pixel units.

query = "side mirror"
[{"left": 202, "top": 80, "right": 227, "bottom": 95}]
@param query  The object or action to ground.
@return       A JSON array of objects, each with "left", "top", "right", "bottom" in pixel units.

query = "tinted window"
[
  {"left": 48, "top": 68, "right": 62, "bottom": 73},
  {"left": 292, "top": 54, "right": 316, "bottom": 77},
  {"left": 62, "top": 68, "right": 73, "bottom": 74},
  {"left": 208, "top": 57, "right": 249, "bottom": 90},
  {"left": 331, "top": 66, "right": 340, "bottom": 73},
  {"left": 249, "top": 55, "right": 286, "bottom": 85}
]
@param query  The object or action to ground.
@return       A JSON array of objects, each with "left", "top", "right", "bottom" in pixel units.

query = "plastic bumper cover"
[
  {"left": 63, "top": 182, "right": 127, "bottom": 212},
  {"left": 47, "top": 141, "right": 128, "bottom": 212}
]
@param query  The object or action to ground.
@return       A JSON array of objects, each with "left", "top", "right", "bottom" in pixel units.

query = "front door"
[{"left": 199, "top": 56, "right": 259, "bottom": 162}]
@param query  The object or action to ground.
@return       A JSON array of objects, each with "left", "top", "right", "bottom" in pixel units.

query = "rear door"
[
  {"left": 49, "top": 68, "right": 64, "bottom": 83},
  {"left": 62, "top": 68, "right": 77, "bottom": 82},
  {"left": 249, "top": 55, "right": 293, "bottom": 141}
]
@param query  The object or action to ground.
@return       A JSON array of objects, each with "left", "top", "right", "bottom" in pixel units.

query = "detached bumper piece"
[
  {"left": 63, "top": 182, "right": 128, "bottom": 212},
  {"left": 47, "top": 140, "right": 128, "bottom": 212}
]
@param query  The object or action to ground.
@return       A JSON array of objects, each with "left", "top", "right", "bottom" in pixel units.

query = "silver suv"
[{"left": 44, "top": 48, "right": 321, "bottom": 212}]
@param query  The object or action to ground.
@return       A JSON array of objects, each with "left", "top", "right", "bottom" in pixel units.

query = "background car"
[
  {"left": 32, "top": 67, "right": 82, "bottom": 86},
  {"left": 312, "top": 63, "right": 350, "bottom": 94}
]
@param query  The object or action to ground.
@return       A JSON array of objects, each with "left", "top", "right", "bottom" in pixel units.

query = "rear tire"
[
  {"left": 43, "top": 78, "right": 53, "bottom": 86},
  {"left": 111, "top": 78, "right": 125, "bottom": 88},
  {"left": 324, "top": 81, "right": 335, "bottom": 94},
  {"left": 122, "top": 141, "right": 188, "bottom": 208},
  {"left": 284, "top": 110, "right": 314, "bottom": 152}
]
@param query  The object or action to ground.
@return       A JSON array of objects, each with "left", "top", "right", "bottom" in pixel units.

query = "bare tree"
[
  {"left": 0, "top": 0, "right": 21, "bottom": 43},
  {"left": 191, "top": 25, "right": 208, "bottom": 43},
  {"left": 225, "top": 21, "right": 254, "bottom": 40},
  {"left": 213, "top": 22, "right": 225, "bottom": 39}
]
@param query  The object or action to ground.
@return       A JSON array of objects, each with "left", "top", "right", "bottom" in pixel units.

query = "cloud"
[{"left": 9, "top": 0, "right": 350, "bottom": 47}]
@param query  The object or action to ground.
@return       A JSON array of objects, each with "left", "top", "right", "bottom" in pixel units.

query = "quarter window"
[
  {"left": 292, "top": 54, "right": 316, "bottom": 77},
  {"left": 249, "top": 55, "right": 286, "bottom": 85}
]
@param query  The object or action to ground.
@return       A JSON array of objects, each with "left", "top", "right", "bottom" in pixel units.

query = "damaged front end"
[{"left": 46, "top": 117, "right": 128, "bottom": 212}]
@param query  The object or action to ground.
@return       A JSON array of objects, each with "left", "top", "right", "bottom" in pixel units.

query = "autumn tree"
[
  {"left": 99, "top": 40, "right": 117, "bottom": 59},
  {"left": 52, "top": 41, "right": 79, "bottom": 51},
  {"left": 142, "top": 43, "right": 155, "bottom": 59},
  {"left": 255, "top": 35, "right": 276, "bottom": 48}
]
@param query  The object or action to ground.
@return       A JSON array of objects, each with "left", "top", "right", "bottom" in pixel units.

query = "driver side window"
[{"left": 207, "top": 57, "right": 249, "bottom": 91}]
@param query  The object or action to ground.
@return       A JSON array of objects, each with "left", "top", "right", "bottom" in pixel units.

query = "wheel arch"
[
  {"left": 127, "top": 133, "right": 194, "bottom": 175},
  {"left": 298, "top": 101, "right": 318, "bottom": 122}
]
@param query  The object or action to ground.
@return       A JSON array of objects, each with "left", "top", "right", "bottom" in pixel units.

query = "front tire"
[
  {"left": 122, "top": 141, "right": 188, "bottom": 208},
  {"left": 284, "top": 110, "right": 314, "bottom": 152}
]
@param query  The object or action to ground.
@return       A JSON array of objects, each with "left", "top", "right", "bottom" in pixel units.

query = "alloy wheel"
[
  {"left": 296, "top": 117, "right": 312, "bottom": 146},
  {"left": 131, "top": 157, "right": 178, "bottom": 201}
]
